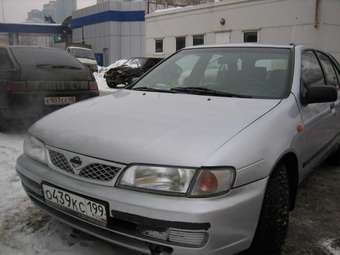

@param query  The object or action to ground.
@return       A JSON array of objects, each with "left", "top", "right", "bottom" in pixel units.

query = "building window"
[
  {"left": 155, "top": 39, "right": 163, "bottom": 53},
  {"left": 176, "top": 36, "right": 186, "bottom": 51},
  {"left": 176, "top": 36, "right": 185, "bottom": 51},
  {"left": 193, "top": 34, "right": 204, "bottom": 46},
  {"left": 243, "top": 31, "right": 258, "bottom": 43}
]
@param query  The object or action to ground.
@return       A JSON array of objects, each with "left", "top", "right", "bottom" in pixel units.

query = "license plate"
[
  {"left": 42, "top": 184, "right": 107, "bottom": 225},
  {"left": 44, "top": 97, "right": 76, "bottom": 106}
]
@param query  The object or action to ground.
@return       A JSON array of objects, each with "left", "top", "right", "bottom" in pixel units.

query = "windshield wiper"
[
  {"left": 170, "top": 87, "right": 253, "bottom": 98},
  {"left": 36, "top": 64, "right": 81, "bottom": 70},
  {"left": 132, "top": 86, "right": 175, "bottom": 93}
]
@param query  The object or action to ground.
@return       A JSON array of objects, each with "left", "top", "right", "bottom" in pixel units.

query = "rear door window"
[
  {"left": 317, "top": 52, "right": 339, "bottom": 87},
  {"left": 0, "top": 48, "right": 14, "bottom": 70},
  {"left": 332, "top": 60, "right": 340, "bottom": 88}
]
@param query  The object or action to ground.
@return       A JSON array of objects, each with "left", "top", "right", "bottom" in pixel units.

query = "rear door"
[
  {"left": 323, "top": 53, "right": 340, "bottom": 134},
  {"left": 299, "top": 50, "right": 336, "bottom": 175}
]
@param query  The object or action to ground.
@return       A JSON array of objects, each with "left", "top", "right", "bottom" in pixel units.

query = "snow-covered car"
[
  {"left": 105, "top": 59, "right": 128, "bottom": 71},
  {"left": 17, "top": 44, "right": 340, "bottom": 255},
  {"left": 67, "top": 47, "right": 98, "bottom": 73},
  {"left": 104, "top": 57, "right": 162, "bottom": 88},
  {"left": 97, "top": 59, "right": 128, "bottom": 75},
  {"left": 0, "top": 46, "right": 99, "bottom": 129}
]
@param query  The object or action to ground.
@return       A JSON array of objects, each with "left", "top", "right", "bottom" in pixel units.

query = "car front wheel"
[{"left": 247, "top": 163, "right": 290, "bottom": 254}]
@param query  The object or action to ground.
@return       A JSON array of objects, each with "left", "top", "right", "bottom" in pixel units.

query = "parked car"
[
  {"left": 17, "top": 44, "right": 340, "bottom": 255},
  {"left": 67, "top": 46, "right": 98, "bottom": 73},
  {"left": 96, "top": 59, "right": 128, "bottom": 76},
  {"left": 104, "top": 57, "right": 162, "bottom": 87},
  {"left": 0, "top": 46, "right": 99, "bottom": 129},
  {"left": 104, "top": 59, "right": 128, "bottom": 72}
]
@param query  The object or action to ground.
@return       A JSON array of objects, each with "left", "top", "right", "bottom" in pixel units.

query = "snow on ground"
[
  {"left": 0, "top": 133, "right": 135, "bottom": 255},
  {"left": 321, "top": 239, "right": 340, "bottom": 255},
  {"left": 154, "top": 7, "right": 184, "bottom": 13}
]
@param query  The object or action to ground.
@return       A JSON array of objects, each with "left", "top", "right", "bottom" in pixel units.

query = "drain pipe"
[{"left": 314, "top": 0, "right": 320, "bottom": 29}]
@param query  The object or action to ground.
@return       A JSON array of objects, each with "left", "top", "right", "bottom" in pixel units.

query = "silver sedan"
[{"left": 17, "top": 44, "right": 340, "bottom": 255}]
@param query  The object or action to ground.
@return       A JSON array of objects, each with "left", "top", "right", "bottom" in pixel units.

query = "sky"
[{"left": 0, "top": 0, "right": 97, "bottom": 23}]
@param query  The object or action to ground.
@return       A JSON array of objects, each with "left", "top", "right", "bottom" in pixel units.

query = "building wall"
[
  {"left": 43, "top": 1, "right": 57, "bottom": 22},
  {"left": 72, "top": 1, "right": 145, "bottom": 65},
  {"left": 145, "top": 0, "right": 340, "bottom": 60},
  {"left": 26, "top": 9, "right": 45, "bottom": 23},
  {"left": 56, "top": 0, "right": 77, "bottom": 23},
  {"left": 0, "top": 23, "right": 63, "bottom": 47}
]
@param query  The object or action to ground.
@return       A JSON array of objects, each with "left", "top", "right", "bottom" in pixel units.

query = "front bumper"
[{"left": 16, "top": 155, "right": 267, "bottom": 255}]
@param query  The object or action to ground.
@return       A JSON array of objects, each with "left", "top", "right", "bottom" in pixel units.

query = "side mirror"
[{"left": 302, "top": 85, "right": 338, "bottom": 105}]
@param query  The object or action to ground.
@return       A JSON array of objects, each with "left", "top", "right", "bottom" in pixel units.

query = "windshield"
[
  {"left": 68, "top": 48, "right": 96, "bottom": 60},
  {"left": 132, "top": 47, "right": 293, "bottom": 99},
  {"left": 11, "top": 47, "right": 85, "bottom": 69}
]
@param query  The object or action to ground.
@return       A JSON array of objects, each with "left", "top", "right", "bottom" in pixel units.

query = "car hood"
[{"left": 30, "top": 90, "right": 280, "bottom": 166}]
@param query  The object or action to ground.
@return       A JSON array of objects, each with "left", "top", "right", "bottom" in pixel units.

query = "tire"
[{"left": 247, "top": 164, "right": 290, "bottom": 254}]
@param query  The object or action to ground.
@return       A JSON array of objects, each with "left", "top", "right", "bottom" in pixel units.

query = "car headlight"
[
  {"left": 190, "top": 168, "right": 236, "bottom": 197},
  {"left": 117, "top": 165, "right": 235, "bottom": 197},
  {"left": 24, "top": 135, "right": 46, "bottom": 164}
]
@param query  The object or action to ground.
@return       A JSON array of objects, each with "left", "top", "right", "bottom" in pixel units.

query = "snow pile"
[
  {"left": 105, "top": 59, "right": 128, "bottom": 71},
  {"left": 97, "top": 60, "right": 128, "bottom": 75},
  {"left": 0, "top": 133, "right": 24, "bottom": 217},
  {"left": 0, "top": 133, "right": 134, "bottom": 255},
  {"left": 93, "top": 72, "right": 116, "bottom": 96},
  {"left": 154, "top": 7, "right": 184, "bottom": 13}
]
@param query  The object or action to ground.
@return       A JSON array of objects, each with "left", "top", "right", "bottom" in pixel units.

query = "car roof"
[{"left": 185, "top": 43, "right": 297, "bottom": 50}]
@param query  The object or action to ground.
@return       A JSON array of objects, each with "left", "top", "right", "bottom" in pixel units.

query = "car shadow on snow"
[
  {"left": 0, "top": 199, "right": 137, "bottom": 254},
  {"left": 282, "top": 162, "right": 340, "bottom": 255}
]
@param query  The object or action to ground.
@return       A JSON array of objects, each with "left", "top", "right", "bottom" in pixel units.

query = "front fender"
[{"left": 203, "top": 94, "right": 302, "bottom": 187}]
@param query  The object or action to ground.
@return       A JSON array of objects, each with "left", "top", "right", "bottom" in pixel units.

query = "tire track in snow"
[{"left": 321, "top": 239, "right": 340, "bottom": 255}]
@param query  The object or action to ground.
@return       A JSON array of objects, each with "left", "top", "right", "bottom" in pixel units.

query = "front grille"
[
  {"left": 48, "top": 150, "right": 121, "bottom": 182},
  {"left": 49, "top": 150, "right": 74, "bottom": 174},
  {"left": 79, "top": 163, "right": 120, "bottom": 181}
]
